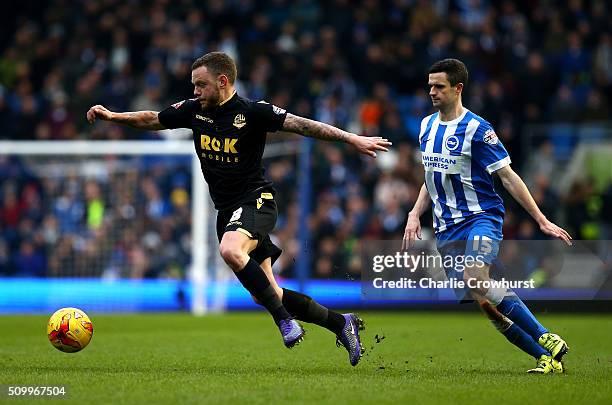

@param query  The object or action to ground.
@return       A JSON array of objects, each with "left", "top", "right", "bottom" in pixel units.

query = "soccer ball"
[{"left": 47, "top": 307, "right": 94, "bottom": 353}]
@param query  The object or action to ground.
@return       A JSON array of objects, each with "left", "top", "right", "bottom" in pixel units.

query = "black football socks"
[
  {"left": 235, "top": 258, "right": 291, "bottom": 324},
  {"left": 281, "top": 288, "right": 346, "bottom": 334}
]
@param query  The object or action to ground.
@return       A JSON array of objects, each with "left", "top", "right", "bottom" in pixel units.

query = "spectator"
[{"left": 1, "top": 0, "right": 610, "bottom": 279}]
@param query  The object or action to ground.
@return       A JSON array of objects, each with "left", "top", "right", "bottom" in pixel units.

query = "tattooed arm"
[
  {"left": 86, "top": 105, "right": 165, "bottom": 130},
  {"left": 282, "top": 113, "right": 391, "bottom": 158},
  {"left": 283, "top": 113, "right": 353, "bottom": 142}
]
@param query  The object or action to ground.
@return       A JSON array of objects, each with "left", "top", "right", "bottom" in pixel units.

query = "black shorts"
[{"left": 216, "top": 191, "right": 282, "bottom": 265}]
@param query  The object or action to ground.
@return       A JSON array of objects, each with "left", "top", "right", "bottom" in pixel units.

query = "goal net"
[{"left": 0, "top": 140, "right": 213, "bottom": 313}]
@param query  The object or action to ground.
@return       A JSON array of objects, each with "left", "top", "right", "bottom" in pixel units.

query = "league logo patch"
[
  {"left": 445, "top": 135, "right": 460, "bottom": 151},
  {"left": 484, "top": 129, "right": 498, "bottom": 145},
  {"left": 272, "top": 105, "right": 286, "bottom": 115},
  {"left": 172, "top": 100, "right": 185, "bottom": 109},
  {"left": 233, "top": 114, "right": 246, "bottom": 129}
]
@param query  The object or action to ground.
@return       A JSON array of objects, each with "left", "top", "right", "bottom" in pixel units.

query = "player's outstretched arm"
[
  {"left": 402, "top": 183, "right": 431, "bottom": 249},
  {"left": 495, "top": 165, "right": 572, "bottom": 245},
  {"left": 282, "top": 113, "right": 391, "bottom": 158},
  {"left": 86, "top": 105, "right": 165, "bottom": 130}
]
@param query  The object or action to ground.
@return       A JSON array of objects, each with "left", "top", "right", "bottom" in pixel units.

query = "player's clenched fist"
[{"left": 86, "top": 105, "right": 113, "bottom": 123}]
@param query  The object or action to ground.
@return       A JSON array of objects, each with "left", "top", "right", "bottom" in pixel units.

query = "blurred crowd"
[
  {"left": 1, "top": 0, "right": 610, "bottom": 279},
  {"left": 0, "top": 156, "right": 192, "bottom": 278}
]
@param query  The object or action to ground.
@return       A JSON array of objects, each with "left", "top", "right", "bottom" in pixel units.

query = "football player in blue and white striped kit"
[{"left": 403, "top": 59, "right": 573, "bottom": 374}]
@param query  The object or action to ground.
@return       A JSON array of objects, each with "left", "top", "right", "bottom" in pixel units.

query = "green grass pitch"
[{"left": 0, "top": 311, "right": 611, "bottom": 404}]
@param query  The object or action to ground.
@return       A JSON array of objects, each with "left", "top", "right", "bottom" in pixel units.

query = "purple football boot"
[
  {"left": 336, "top": 313, "right": 365, "bottom": 366},
  {"left": 279, "top": 318, "right": 305, "bottom": 348}
]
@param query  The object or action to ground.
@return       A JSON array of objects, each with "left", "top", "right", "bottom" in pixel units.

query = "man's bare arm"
[
  {"left": 402, "top": 183, "right": 431, "bottom": 249},
  {"left": 283, "top": 113, "right": 352, "bottom": 142},
  {"left": 86, "top": 105, "right": 165, "bottom": 130},
  {"left": 408, "top": 183, "right": 431, "bottom": 219},
  {"left": 496, "top": 165, "right": 572, "bottom": 245},
  {"left": 282, "top": 113, "right": 391, "bottom": 158}
]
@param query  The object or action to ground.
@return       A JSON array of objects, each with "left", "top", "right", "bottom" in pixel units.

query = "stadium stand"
[{"left": 1, "top": 0, "right": 610, "bottom": 279}]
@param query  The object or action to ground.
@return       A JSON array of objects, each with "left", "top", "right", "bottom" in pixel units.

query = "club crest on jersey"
[
  {"left": 484, "top": 129, "right": 498, "bottom": 145},
  {"left": 445, "top": 135, "right": 460, "bottom": 151},
  {"left": 233, "top": 114, "right": 246, "bottom": 129},
  {"left": 172, "top": 100, "right": 185, "bottom": 109}
]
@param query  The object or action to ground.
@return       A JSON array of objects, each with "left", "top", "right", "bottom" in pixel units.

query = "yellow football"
[{"left": 47, "top": 307, "right": 94, "bottom": 353}]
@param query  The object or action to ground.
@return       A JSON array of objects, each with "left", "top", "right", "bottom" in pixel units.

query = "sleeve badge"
[
  {"left": 483, "top": 129, "right": 499, "bottom": 145},
  {"left": 272, "top": 105, "right": 286, "bottom": 115}
]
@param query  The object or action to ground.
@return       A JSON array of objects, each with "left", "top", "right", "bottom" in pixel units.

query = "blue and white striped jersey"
[{"left": 418, "top": 108, "right": 511, "bottom": 233}]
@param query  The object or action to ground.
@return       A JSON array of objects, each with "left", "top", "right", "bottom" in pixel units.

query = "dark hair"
[
  {"left": 428, "top": 59, "right": 468, "bottom": 87},
  {"left": 192, "top": 52, "right": 237, "bottom": 84}
]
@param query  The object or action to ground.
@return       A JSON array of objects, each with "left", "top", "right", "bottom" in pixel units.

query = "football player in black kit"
[{"left": 86, "top": 52, "right": 391, "bottom": 366}]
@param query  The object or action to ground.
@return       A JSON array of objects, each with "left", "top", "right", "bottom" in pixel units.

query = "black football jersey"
[{"left": 158, "top": 92, "right": 287, "bottom": 211}]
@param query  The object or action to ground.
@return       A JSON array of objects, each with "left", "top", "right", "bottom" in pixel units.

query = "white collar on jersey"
[
  {"left": 437, "top": 107, "right": 469, "bottom": 125},
  {"left": 219, "top": 90, "right": 237, "bottom": 106}
]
